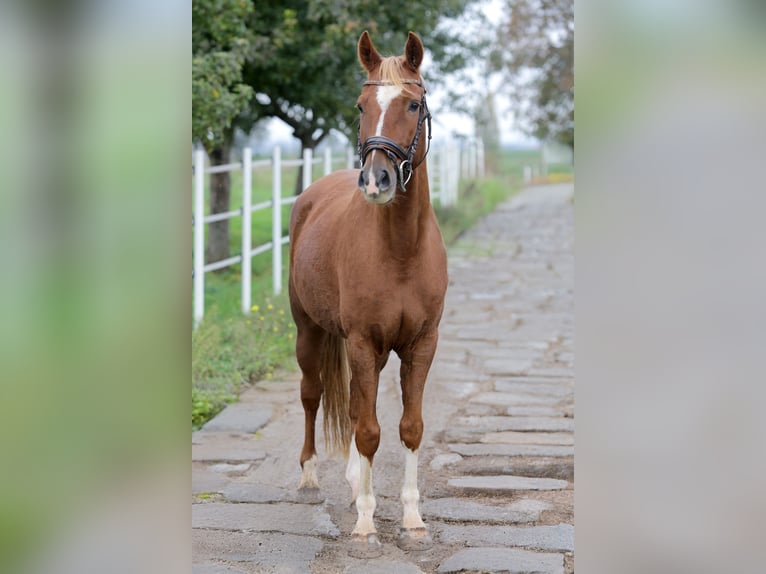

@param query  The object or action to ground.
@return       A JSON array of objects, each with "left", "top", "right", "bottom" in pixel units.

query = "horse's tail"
[{"left": 320, "top": 334, "right": 352, "bottom": 457}]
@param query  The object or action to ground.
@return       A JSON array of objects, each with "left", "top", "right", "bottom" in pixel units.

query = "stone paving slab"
[
  {"left": 429, "top": 453, "right": 463, "bottom": 470},
  {"left": 437, "top": 523, "right": 574, "bottom": 552},
  {"left": 193, "top": 565, "right": 248, "bottom": 574},
  {"left": 447, "top": 475, "right": 568, "bottom": 491},
  {"left": 344, "top": 561, "right": 426, "bottom": 574},
  {"left": 192, "top": 502, "right": 340, "bottom": 538},
  {"left": 437, "top": 547, "right": 564, "bottom": 574},
  {"left": 469, "top": 392, "right": 564, "bottom": 406},
  {"left": 482, "top": 358, "right": 533, "bottom": 376},
  {"left": 452, "top": 456, "right": 574, "bottom": 482},
  {"left": 494, "top": 381, "right": 573, "bottom": 396},
  {"left": 192, "top": 468, "right": 231, "bottom": 495},
  {"left": 505, "top": 406, "right": 564, "bottom": 417},
  {"left": 192, "top": 530, "right": 324, "bottom": 573},
  {"left": 480, "top": 431, "right": 574, "bottom": 446},
  {"left": 449, "top": 443, "right": 574, "bottom": 457},
  {"left": 221, "top": 482, "right": 324, "bottom": 504},
  {"left": 202, "top": 403, "right": 273, "bottom": 434},
  {"left": 453, "top": 416, "right": 575, "bottom": 433},
  {"left": 192, "top": 432, "right": 268, "bottom": 463},
  {"left": 422, "top": 498, "right": 552, "bottom": 523}
]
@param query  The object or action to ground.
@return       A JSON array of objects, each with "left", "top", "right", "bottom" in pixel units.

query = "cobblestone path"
[{"left": 193, "top": 182, "right": 575, "bottom": 573}]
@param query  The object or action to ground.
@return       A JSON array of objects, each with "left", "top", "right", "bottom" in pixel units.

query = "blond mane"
[{"left": 378, "top": 56, "right": 420, "bottom": 97}]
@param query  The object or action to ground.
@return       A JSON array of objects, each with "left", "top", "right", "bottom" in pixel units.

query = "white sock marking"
[
  {"left": 352, "top": 455, "right": 377, "bottom": 536},
  {"left": 401, "top": 448, "right": 426, "bottom": 529},
  {"left": 299, "top": 454, "right": 319, "bottom": 489},
  {"left": 345, "top": 433, "right": 360, "bottom": 502}
]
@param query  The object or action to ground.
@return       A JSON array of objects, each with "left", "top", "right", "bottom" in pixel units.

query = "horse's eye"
[
  {"left": 408, "top": 101, "right": 420, "bottom": 112},
  {"left": 357, "top": 104, "right": 364, "bottom": 113}
]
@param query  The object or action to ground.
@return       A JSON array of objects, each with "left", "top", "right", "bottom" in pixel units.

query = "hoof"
[
  {"left": 396, "top": 527, "right": 433, "bottom": 551},
  {"left": 348, "top": 532, "right": 383, "bottom": 558},
  {"left": 295, "top": 487, "right": 323, "bottom": 504}
]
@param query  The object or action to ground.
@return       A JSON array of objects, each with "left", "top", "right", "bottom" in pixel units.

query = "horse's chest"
[{"left": 339, "top": 273, "right": 443, "bottom": 341}]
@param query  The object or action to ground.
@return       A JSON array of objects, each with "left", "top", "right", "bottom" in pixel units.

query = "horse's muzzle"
[{"left": 358, "top": 166, "right": 395, "bottom": 204}]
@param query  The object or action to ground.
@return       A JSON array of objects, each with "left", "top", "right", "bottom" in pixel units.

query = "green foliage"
[
  {"left": 494, "top": 0, "right": 574, "bottom": 149},
  {"left": 192, "top": 288, "right": 295, "bottom": 429},
  {"left": 192, "top": 0, "right": 254, "bottom": 151},
  {"left": 238, "top": 0, "right": 482, "bottom": 147},
  {"left": 435, "top": 177, "right": 520, "bottom": 245}
]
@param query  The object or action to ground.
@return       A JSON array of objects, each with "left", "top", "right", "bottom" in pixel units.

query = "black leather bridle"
[{"left": 357, "top": 79, "right": 432, "bottom": 193}]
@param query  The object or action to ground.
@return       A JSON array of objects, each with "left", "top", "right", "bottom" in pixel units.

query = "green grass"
[
  {"left": 192, "top": 147, "right": 560, "bottom": 428},
  {"left": 192, "top": 154, "right": 342, "bottom": 429},
  {"left": 435, "top": 176, "right": 521, "bottom": 245}
]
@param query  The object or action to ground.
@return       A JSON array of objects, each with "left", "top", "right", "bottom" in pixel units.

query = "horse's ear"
[
  {"left": 404, "top": 32, "right": 424, "bottom": 72},
  {"left": 358, "top": 31, "right": 382, "bottom": 72}
]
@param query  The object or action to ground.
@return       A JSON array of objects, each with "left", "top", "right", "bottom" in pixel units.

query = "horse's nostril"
[
  {"left": 358, "top": 169, "right": 371, "bottom": 189},
  {"left": 379, "top": 169, "right": 390, "bottom": 189}
]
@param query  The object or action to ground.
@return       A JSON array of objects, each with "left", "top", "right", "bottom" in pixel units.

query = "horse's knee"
[
  {"left": 399, "top": 416, "right": 423, "bottom": 451},
  {"left": 355, "top": 419, "right": 381, "bottom": 459}
]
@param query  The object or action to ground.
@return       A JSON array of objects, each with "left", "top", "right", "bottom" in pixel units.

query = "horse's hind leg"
[{"left": 295, "top": 319, "right": 326, "bottom": 490}]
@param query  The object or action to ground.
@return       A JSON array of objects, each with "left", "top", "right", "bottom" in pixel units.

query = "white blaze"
[{"left": 370, "top": 85, "right": 402, "bottom": 164}]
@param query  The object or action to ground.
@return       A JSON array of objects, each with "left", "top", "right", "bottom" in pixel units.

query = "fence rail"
[{"left": 192, "top": 139, "right": 484, "bottom": 327}]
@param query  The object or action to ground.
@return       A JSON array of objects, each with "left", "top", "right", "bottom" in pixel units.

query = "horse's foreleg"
[
  {"left": 295, "top": 324, "right": 326, "bottom": 490},
  {"left": 396, "top": 331, "right": 437, "bottom": 551},
  {"left": 346, "top": 338, "right": 382, "bottom": 557}
]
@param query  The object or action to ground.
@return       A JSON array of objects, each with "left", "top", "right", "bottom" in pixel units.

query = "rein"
[{"left": 357, "top": 79, "right": 432, "bottom": 193}]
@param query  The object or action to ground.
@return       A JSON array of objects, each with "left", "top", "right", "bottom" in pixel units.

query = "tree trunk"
[
  {"left": 293, "top": 132, "right": 325, "bottom": 196},
  {"left": 206, "top": 142, "right": 231, "bottom": 265}
]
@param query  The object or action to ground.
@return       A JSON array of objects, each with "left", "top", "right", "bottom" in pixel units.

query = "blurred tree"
[
  {"left": 192, "top": 0, "right": 483, "bottom": 260},
  {"left": 474, "top": 90, "right": 502, "bottom": 173},
  {"left": 192, "top": 0, "right": 254, "bottom": 262},
  {"left": 495, "top": 0, "right": 573, "bottom": 149},
  {"left": 240, "top": 0, "right": 480, "bottom": 194}
]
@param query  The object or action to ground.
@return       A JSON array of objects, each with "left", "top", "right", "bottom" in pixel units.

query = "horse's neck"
[{"left": 378, "top": 166, "right": 432, "bottom": 259}]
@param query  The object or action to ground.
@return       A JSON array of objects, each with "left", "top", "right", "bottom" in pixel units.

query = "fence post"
[
  {"left": 272, "top": 146, "right": 282, "bottom": 295},
  {"left": 241, "top": 147, "right": 252, "bottom": 314},
  {"left": 477, "top": 139, "right": 485, "bottom": 179},
  {"left": 346, "top": 147, "right": 355, "bottom": 170},
  {"left": 461, "top": 142, "right": 469, "bottom": 180},
  {"left": 439, "top": 146, "right": 448, "bottom": 207},
  {"left": 524, "top": 165, "right": 532, "bottom": 183},
  {"left": 193, "top": 149, "right": 205, "bottom": 328},
  {"left": 323, "top": 146, "right": 332, "bottom": 176},
  {"left": 302, "top": 147, "right": 313, "bottom": 192},
  {"left": 450, "top": 143, "right": 459, "bottom": 207}
]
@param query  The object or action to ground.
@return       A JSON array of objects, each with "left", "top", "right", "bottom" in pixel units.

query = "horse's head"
[{"left": 356, "top": 31, "right": 431, "bottom": 205}]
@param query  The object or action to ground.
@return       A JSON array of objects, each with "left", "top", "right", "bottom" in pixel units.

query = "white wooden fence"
[{"left": 192, "top": 139, "right": 484, "bottom": 327}]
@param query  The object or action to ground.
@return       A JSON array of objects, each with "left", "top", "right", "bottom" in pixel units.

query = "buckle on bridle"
[{"left": 398, "top": 160, "right": 412, "bottom": 189}]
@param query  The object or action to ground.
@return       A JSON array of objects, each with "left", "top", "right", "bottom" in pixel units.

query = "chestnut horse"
[{"left": 288, "top": 31, "right": 447, "bottom": 554}]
